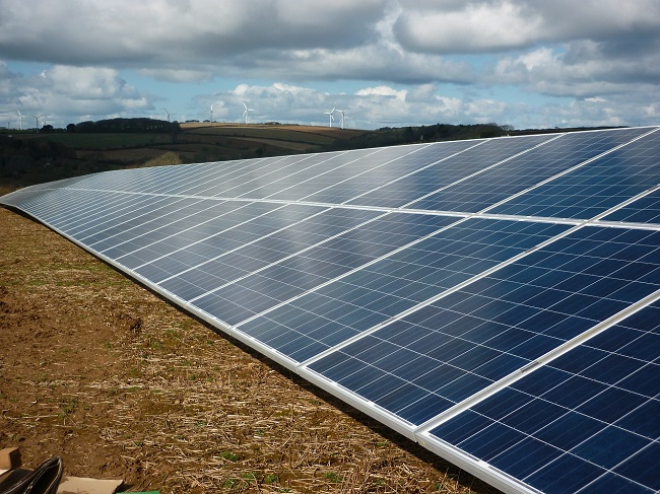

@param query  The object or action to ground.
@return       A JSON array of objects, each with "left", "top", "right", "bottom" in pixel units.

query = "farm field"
[
  {"left": 0, "top": 207, "right": 495, "bottom": 494},
  {"left": 22, "top": 132, "right": 176, "bottom": 149}
]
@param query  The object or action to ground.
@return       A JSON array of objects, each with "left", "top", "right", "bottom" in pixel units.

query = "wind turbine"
[
  {"left": 209, "top": 103, "right": 214, "bottom": 123},
  {"left": 164, "top": 108, "right": 175, "bottom": 122},
  {"left": 242, "top": 102, "right": 254, "bottom": 125},
  {"left": 17, "top": 111, "right": 23, "bottom": 130},
  {"left": 324, "top": 107, "right": 336, "bottom": 128},
  {"left": 336, "top": 109, "right": 346, "bottom": 129},
  {"left": 31, "top": 114, "right": 44, "bottom": 132}
]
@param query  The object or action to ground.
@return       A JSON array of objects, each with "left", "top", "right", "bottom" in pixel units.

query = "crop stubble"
[{"left": 0, "top": 207, "right": 493, "bottom": 494}]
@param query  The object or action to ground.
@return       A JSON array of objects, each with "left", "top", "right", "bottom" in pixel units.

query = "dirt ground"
[{"left": 0, "top": 207, "right": 498, "bottom": 494}]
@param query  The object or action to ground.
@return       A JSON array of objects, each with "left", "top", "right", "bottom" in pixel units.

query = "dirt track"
[{"left": 0, "top": 207, "right": 496, "bottom": 493}]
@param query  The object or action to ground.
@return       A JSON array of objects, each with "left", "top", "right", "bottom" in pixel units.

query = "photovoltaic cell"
[
  {"left": 310, "top": 225, "right": 660, "bottom": 427},
  {"left": 136, "top": 203, "right": 328, "bottom": 284},
  {"left": 347, "top": 134, "right": 555, "bottom": 208},
  {"left": 3, "top": 126, "right": 660, "bottom": 494},
  {"left": 302, "top": 139, "right": 479, "bottom": 205},
  {"left": 407, "top": 127, "right": 652, "bottom": 213},
  {"left": 193, "top": 212, "right": 459, "bottom": 328},
  {"left": 254, "top": 145, "right": 430, "bottom": 202},
  {"left": 490, "top": 128, "right": 660, "bottom": 219},
  {"left": 428, "top": 301, "right": 660, "bottom": 494},
  {"left": 242, "top": 218, "right": 569, "bottom": 362},
  {"left": 601, "top": 188, "right": 660, "bottom": 224},
  {"left": 201, "top": 153, "right": 353, "bottom": 199}
]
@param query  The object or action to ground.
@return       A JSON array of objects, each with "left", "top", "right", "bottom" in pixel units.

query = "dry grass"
[
  {"left": 132, "top": 151, "right": 184, "bottom": 168},
  {"left": 0, "top": 207, "right": 498, "bottom": 494}
]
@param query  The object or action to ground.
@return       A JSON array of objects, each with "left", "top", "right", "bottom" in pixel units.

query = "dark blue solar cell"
[
  {"left": 541, "top": 375, "right": 609, "bottom": 409},
  {"left": 339, "top": 365, "right": 389, "bottom": 390},
  {"left": 524, "top": 454, "right": 607, "bottom": 493},
  {"left": 490, "top": 129, "right": 660, "bottom": 219},
  {"left": 397, "top": 393, "right": 454, "bottom": 425},
  {"left": 586, "top": 326, "right": 639, "bottom": 353},
  {"left": 551, "top": 345, "right": 609, "bottom": 374},
  {"left": 578, "top": 473, "right": 656, "bottom": 494},
  {"left": 615, "top": 400, "right": 660, "bottom": 439},
  {"left": 613, "top": 441, "right": 660, "bottom": 491},
  {"left": 580, "top": 353, "right": 645, "bottom": 385},
  {"left": 511, "top": 366, "right": 569, "bottom": 395},
  {"left": 578, "top": 299, "right": 629, "bottom": 319},
  {"left": 160, "top": 276, "right": 210, "bottom": 300},
  {"left": 461, "top": 320, "right": 510, "bottom": 344},
  {"left": 436, "top": 372, "right": 492, "bottom": 402},
  {"left": 429, "top": 410, "right": 495, "bottom": 444},
  {"left": 407, "top": 129, "right": 652, "bottom": 213},
  {"left": 305, "top": 349, "right": 346, "bottom": 374},
  {"left": 618, "top": 333, "right": 660, "bottom": 362},
  {"left": 471, "top": 387, "right": 530, "bottom": 418},
  {"left": 411, "top": 363, "right": 465, "bottom": 392},
  {"left": 610, "top": 281, "right": 658, "bottom": 303},
  {"left": 542, "top": 317, "right": 596, "bottom": 341},
  {"left": 485, "top": 328, "right": 534, "bottom": 351},
  {"left": 133, "top": 263, "right": 178, "bottom": 283},
  {"left": 423, "top": 338, "right": 474, "bottom": 362},
  {"left": 577, "top": 387, "right": 648, "bottom": 424},
  {"left": 349, "top": 135, "right": 553, "bottom": 208},
  {"left": 449, "top": 345, "right": 500, "bottom": 371},
  {"left": 392, "top": 356, "right": 440, "bottom": 381},
  {"left": 375, "top": 383, "right": 429, "bottom": 412},
  {"left": 370, "top": 347, "right": 418, "bottom": 372},
  {"left": 500, "top": 399, "right": 567, "bottom": 435},
  {"left": 617, "top": 364, "right": 660, "bottom": 397},
  {"left": 534, "top": 411, "right": 606, "bottom": 451},
  {"left": 516, "top": 309, "right": 565, "bottom": 332},
  {"left": 603, "top": 188, "right": 660, "bottom": 225},
  {"left": 572, "top": 425, "right": 651, "bottom": 469},
  {"left": 289, "top": 341, "right": 329, "bottom": 361},
  {"left": 459, "top": 422, "right": 527, "bottom": 460},
  {"left": 355, "top": 373, "right": 407, "bottom": 402},
  {"left": 487, "top": 437, "right": 563, "bottom": 479}
]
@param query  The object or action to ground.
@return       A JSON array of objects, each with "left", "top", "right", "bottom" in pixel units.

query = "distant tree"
[
  {"left": 66, "top": 123, "right": 76, "bottom": 133},
  {"left": 73, "top": 118, "right": 179, "bottom": 134}
]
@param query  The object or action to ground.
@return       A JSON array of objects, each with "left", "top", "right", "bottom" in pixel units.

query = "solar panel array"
[{"left": 3, "top": 126, "right": 660, "bottom": 494}]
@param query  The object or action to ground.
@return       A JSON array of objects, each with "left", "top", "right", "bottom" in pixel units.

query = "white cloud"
[
  {"left": 0, "top": 64, "right": 154, "bottom": 126},
  {"left": 137, "top": 69, "right": 213, "bottom": 83},
  {"left": 395, "top": 1, "right": 543, "bottom": 53},
  {"left": 356, "top": 86, "right": 407, "bottom": 99},
  {"left": 1, "top": 1, "right": 659, "bottom": 130},
  {"left": 191, "top": 82, "right": 513, "bottom": 129},
  {"left": 394, "top": 0, "right": 660, "bottom": 54},
  {"left": 0, "top": 0, "right": 388, "bottom": 63}
]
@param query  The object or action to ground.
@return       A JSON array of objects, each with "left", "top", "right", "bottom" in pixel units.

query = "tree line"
[{"left": 67, "top": 118, "right": 180, "bottom": 134}]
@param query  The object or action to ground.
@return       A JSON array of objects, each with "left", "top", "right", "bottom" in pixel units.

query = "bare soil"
[{"left": 0, "top": 207, "right": 498, "bottom": 494}]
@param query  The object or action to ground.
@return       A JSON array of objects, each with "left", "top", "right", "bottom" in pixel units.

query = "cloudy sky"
[{"left": 1, "top": 0, "right": 660, "bottom": 130}]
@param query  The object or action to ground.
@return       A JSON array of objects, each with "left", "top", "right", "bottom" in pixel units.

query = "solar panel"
[
  {"left": 407, "top": 127, "right": 652, "bottom": 213},
  {"left": 490, "top": 129, "right": 660, "bottom": 219},
  {"left": 427, "top": 302, "right": 660, "bottom": 493},
  {"left": 601, "top": 188, "right": 660, "bottom": 224},
  {"left": 3, "top": 126, "right": 660, "bottom": 494}
]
